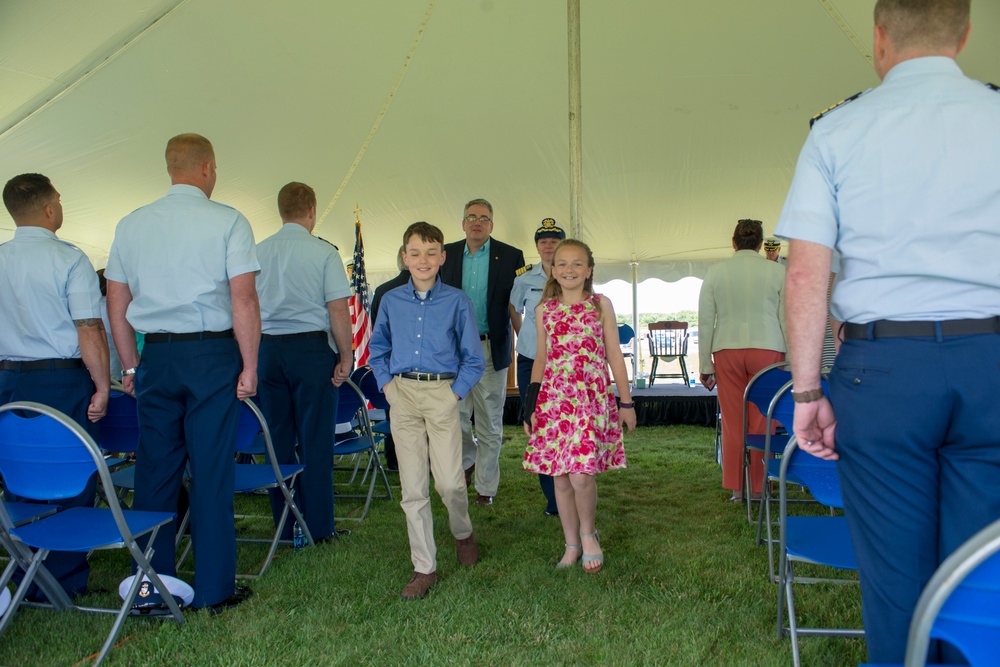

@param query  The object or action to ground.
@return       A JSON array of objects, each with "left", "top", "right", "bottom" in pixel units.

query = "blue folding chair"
[
  {"left": 777, "top": 436, "right": 863, "bottom": 667},
  {"left": 175, "top": 399, "right": 311, "bottom": 578},
  {"left": 741, "top": 362, "right": 791, "bottom": 523},
  {"left": 0, "top": 501, "right": 67, "bottom": 611},
  {"left": 860, "top": 516, "right": 1000, "bottom": 667},
  {"left": 352, "top": 366, "right": 390, "bottom": 444},
  {"left": 0, "top": 402, "right": 183, "bottom": 665},
  {"left": 617, "top": 323, "right": 636, "bottom": 382},
  {"left": 756, "top": 379, "right": 826, "bottom": 582},
  {"left": 102, "top": 390, "right": 142, "bottom": 506},
  {"left": 333, "top": 379, "right": 392, "bottom": 522}
]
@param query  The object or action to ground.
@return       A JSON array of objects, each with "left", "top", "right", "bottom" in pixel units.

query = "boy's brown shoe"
[
  {"left": 456, "top": 533, "right": 479, "bottom": 566},
  {"left": 400, "top": 572, "right": 437, "bottom": 600}
]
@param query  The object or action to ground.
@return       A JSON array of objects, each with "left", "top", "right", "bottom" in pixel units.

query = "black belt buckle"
[
  {"left": 400, "top": 372, "right": 455, "bottom": 382},
  {"left": 479, "top": 334, "right": 489, "bottom": 341}
]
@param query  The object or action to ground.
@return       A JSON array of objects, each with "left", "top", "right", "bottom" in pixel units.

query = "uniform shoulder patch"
[
  {"left": 987, "top": 83, "right": 1000, "bottom": 92},
  {"left": 515, "top": 263, "right": 532, "bottom": 277},
  {"left": 810, "top": 90, "right": 866, "bottom": 128},
  {"left": 316, "top": 236, "right": 339, "bottom": 251}
]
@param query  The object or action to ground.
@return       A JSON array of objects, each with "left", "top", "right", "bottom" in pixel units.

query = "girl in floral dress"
[{"left": 522, "top": 239, "right": 635, "bottom": 573}]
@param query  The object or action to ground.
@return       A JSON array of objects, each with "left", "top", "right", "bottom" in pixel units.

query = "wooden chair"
[{"left": 647, "top": 321, "right": 690, "bottom": 386}]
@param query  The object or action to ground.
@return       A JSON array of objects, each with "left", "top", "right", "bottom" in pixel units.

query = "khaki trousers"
[
  {"left": 386, "top": 376, "right": 473, "bottom": 574},
  {"left": 459, "top": 340, "right": 508, "bottom": 496}
]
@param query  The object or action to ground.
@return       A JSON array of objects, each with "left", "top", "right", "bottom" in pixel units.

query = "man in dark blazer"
[{"left": 440, "top": 198, "right": 525, "bottom": 506}]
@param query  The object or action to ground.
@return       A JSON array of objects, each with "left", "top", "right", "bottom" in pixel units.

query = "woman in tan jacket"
[{"left": 698, "top": 219, "right": 786, "bottom": 501}]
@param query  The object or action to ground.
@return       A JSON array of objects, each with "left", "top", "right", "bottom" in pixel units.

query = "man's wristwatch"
[
  {"left": 121, "top": 367, "right": 137, "bottom": 378},
  {"left": 791, "top": 388, "right": 824, "bottom": 403}
]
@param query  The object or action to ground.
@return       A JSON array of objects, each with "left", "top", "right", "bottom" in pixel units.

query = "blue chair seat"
[
  {"left": 785, "top": 516, "right": 858, "bottom": 570},
  {"left": 767, "top": 458, "right": 804, "bottom": 486},
  {"left": 233, "top": 463, "right": 304, "bottom": 494},
  {"left": 110, "top": 465, "right": 136, "bottom": 490},
  {"left": 334, "top": 435, "right": 380, "bottom": 457},
  {"left": 12, "top": 506, "right": 174, "bottom": 552},
  {"left": 747, "top": 433, "right": 790, "bottom": 452},
  {"left": 4, "top": 501, "right": 59, "bottom": 526}
]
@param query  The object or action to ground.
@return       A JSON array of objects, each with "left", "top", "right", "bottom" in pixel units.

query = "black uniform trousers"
[
  {"left": 833, "top": 331, "right": 1000, "bottom": 663},
  {"left": 258, "top": 335, "right": 339, "bottom": 541},
  {"left": 133, "top": 336, "right": 241, "bottom": 608}
]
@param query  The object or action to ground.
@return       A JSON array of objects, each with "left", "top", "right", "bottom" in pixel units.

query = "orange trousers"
[{"left": 714, "top": 348, "right": 786, "bottom": 493}]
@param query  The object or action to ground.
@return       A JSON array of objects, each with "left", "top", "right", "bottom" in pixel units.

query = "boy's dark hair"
[
  {"left": 3, "top": 173, "right": 56, "bottom": 220},
  {"left": 403, "top": 221, "right": 444, "bottom": 248}
]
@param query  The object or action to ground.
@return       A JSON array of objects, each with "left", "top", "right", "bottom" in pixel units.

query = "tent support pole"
[
  {"left": 567, "top": 0, "right": 583, "bottom": 239},
  {"left": 631, "top": 258, "right": 639, "bottom": 381}
]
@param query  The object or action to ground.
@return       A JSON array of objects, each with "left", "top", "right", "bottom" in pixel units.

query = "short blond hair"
[
  {"left": 874, "top": 0, "right": 970, "bottom": 51},
  {"left": 165, "top": 133, "right": 214, "bottom": 175}
]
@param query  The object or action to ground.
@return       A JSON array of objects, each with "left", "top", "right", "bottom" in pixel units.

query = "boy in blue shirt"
[{"left": 369, "top": 221, "right": 486, "bottom": 600}]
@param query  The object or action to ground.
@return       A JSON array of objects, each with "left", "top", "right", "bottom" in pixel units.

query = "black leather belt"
[
  {"left": 0, "top": 359, "right": 84, "bottom": 371},
  {"left": 479, "top": 334, "right": 490, "bottom": 341},
  {"left": 842, "top": 317, "right": 1000, "bottom": 340},
  {"left": 262, "top": 331, "right": 327, "bottom": 341},
  {"left": 398, "top": 372, "right": 456, "bottom": 382},
  {"left": 144, "top": 329, "right": 234, "bottom": 344}
]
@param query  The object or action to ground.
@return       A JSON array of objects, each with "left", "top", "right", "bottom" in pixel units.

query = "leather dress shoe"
[
  {"left": 464, "top": 464, "right": 475, "bottom": 488},
  {"left": 456, "top": 533, "right": 479, "bottom": 566},
  {"left": 198, "top": 586, "right": 253, "bottom": 616},
  {"left": 400, "top": 571, "right": 437, "bottom": 600},
  {"left": 315, "top": 528, "right": 352, "bottom": 545},
  {"left": 474, "top": 494, "right": 493, "bottom": 506}
]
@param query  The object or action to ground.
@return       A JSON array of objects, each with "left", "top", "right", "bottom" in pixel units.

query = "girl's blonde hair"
[{"left": 541, "top": 239, "right": 601, "bottom": 316}]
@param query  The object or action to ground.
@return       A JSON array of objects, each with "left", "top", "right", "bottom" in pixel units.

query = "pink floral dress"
[{"left": 523, "top": 295, "right": 627, "bottom": 476}]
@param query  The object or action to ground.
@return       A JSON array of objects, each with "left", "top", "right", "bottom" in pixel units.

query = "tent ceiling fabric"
[{"left": 2, "top": 1, "right": 998, "bottom": 284}]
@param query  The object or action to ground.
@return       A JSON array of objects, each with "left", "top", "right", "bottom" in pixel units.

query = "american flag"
[{"left": 349, "top": 221, "right": 371, "bottom": 366}]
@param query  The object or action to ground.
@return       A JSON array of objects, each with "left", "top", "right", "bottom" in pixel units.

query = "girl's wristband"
[{"left": 619, "top": 402, "right": 634, "bottom": 410}]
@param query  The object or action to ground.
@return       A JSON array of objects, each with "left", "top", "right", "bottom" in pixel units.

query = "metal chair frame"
[{"left": 0, "top": 402, "right": 184, "bottom": 666}]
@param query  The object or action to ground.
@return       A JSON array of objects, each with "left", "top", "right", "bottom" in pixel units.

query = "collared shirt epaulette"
[
  {"left": 810, "top": 90, "right": 866, "bottom": 128},
  {"left": 316, "top": 236, "right": 339, "bottom": 251},
  {"left": 515, "top": 263, "right": 532, "bottom": 277},
  {"left": 987, "top": 83, "right": 1000, "bottom": 93}
]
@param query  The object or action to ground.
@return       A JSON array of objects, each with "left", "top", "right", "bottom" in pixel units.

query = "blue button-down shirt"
[
  {"left": 776, "top": 57, "right": 1000, "bottom": 323},
  {"left": 509, "top": 262, "right": 547, "bottom": 359},
  {"left": 0, "top": 227, "right": 101, "bottom": 360},
  {"left": 105, "top": 184, "right": 260, "bottom": 333},
  {"left": 256, "top": 223, "right": 351, "bottom": 344},
  {"left": 461, "top": 238, "right": 491, "bottom": 334},
  {"left": 368, "top": 276, "right": 485, "bottom": 399}
]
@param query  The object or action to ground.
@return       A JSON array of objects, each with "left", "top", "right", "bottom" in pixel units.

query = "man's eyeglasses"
[{"left": 464, "top": 215, "right": 492, "bottom": 224}]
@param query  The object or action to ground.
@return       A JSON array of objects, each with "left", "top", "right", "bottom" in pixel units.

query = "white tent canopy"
[{"left": 2, "top": 1, "right": 998, "bottom": 284}]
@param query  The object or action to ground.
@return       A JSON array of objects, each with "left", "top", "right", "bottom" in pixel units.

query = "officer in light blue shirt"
[
  {"left": 105, "top": 133, "right": 260, "bottom": 612},
  {"left": 1, "top": 173, "right": 110, "bottom": 600},
  {"left": 776, "top": 2, "right": 1000, "bottom": 661},
  {"left": 255, "top": 182, "right": 353, "bottom": 543},
  {"left": 509, "top": 218, "right": 565, "bottom": 516}
]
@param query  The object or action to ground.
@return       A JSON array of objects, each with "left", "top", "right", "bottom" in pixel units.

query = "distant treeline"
[{"left": 616, "top": 310, "right": 698, "bottom": 328}]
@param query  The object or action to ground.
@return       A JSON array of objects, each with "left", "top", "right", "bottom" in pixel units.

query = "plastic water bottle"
[
  {"left": 689, "top": 377, "right": 696, "bottom": 388},
  {"left": 293, "top": 521, "right": 305, "bottom": 551}
]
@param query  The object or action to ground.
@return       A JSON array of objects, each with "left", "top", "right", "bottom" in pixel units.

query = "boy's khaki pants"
[{"left": 386, "top": 376, "right": 474, "bottom": 574}]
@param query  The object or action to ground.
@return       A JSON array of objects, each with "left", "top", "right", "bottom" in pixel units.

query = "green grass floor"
[{"left": 0, "top": 425, "right": 866, "bottom": 666}]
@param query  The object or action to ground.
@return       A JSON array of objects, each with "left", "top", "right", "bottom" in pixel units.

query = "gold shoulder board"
[{"left": 810, "top": 90, "right": 865, "bottom": 128}]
